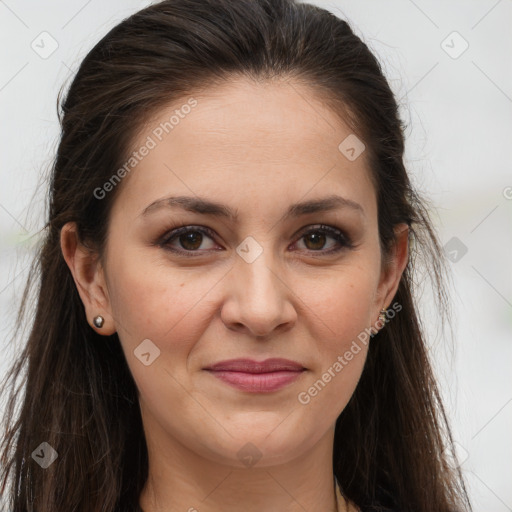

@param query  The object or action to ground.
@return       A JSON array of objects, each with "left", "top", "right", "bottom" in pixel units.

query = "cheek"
[
  {"left": 296, "top": 263, "right": 379, "bottom": 341},
  {"left": 291, "top": 264, "right": 377, "bottom": 411},
  {"left": 106, "top": 261, "right": 219, "bottom": 415},
  {"left": 105, "top": 249, "right": 226, "bottom": 358}
]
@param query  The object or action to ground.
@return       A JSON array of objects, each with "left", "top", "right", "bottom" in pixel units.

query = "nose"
[{"left": 220, "top": 245, "right": 297, "bottom": 338}]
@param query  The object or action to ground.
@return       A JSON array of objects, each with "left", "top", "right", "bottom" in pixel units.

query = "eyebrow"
[{"left": 141, "top": 194, "right": 364, "bottom": 220}]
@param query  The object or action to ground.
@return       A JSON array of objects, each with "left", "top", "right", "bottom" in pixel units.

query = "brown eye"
[
  {"left": 178, "top": 231, "right": 204, "bottom": 250},
  {"left": 294, "top": 225, "right": 353, "bottom": 254},
  {"left": 160, "top": 226, "right": 219, "bottom": 256},
  {"left": 158, "top": 223, "right": 353, "bottom": 258},
  {"left": 303, "top": 231, "right": 328, "bottom": 251}
]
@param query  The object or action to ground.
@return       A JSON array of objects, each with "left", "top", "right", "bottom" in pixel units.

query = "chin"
[{"left": 203, "top": 420, "right": 317, "bottom": 468}]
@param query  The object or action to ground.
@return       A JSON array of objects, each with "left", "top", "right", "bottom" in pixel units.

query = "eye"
[
  {"left": 292, "top": 224, "right": 353, "bottom": 255},
  {"left": 158, "top": 223, "right": 353, "bottom": 257},
  {"left": 159, "top": 225, "right": 220, "bottom": 256}
]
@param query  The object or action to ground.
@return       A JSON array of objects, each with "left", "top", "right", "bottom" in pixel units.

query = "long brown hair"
[{"left": 1, "top": 0, "right": 472, "bottom": 510}]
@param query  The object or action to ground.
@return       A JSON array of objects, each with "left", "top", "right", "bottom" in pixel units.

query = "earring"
[
  {"left": 93, "top": 315, "right": 104, "bottom": 328},
  {"left": 378, "top": 309, "right": 387, "bottom": 325}
]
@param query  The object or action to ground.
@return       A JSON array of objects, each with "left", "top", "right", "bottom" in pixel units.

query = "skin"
[{"left": 61, "top": 76, "right": 409, "bottom": 512}]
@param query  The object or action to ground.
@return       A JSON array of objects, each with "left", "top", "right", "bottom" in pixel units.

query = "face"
[{"left": 69, "top": 77, "right": 406, "bottom": 468}]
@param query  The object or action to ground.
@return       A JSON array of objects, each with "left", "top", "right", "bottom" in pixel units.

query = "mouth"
[{"left": 203, "top": 358, "right": 307, "bottom": 393}]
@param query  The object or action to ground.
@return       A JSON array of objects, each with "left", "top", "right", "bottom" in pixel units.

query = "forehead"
[
  {"left": 156, "top": 77, "right": 359, "bottom": 157},
  {"left": 112, "top": 76, "right": 376, "bottom": 222}
]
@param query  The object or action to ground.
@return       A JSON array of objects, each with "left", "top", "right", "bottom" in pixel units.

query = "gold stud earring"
[
  {"left": 93, "top": 315, "right": 104, "bottom": 328},
  {"left": 378, "top": 309, "right": 387, "bottom": 325}
]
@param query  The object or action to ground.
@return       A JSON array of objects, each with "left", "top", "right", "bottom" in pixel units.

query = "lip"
[{"left": 204, "top": 358, "right": 306, "bottom": 393}]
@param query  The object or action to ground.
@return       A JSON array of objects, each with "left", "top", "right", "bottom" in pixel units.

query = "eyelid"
[
  {"left": 294, "top": 224, "right": 353, "bottom": 247},
  {"left": 159, "top": 224, "right": 217, "bottom": 244},
  {"left": 157, "top": 223, "right": 354, "bottom": 257}
]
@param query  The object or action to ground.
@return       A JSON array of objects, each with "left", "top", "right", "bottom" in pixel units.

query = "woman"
[{"left": 0, "top": 0, "right": 473, "bottom": 510}]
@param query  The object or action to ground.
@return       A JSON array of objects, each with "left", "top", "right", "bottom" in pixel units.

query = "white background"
[{"left": 1, "top": 1, "right": 511, "bottom": 510}]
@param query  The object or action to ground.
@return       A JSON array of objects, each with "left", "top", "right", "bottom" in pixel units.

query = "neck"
[{"left": 139, "top": 415, "right": 341, "bottom": 512}]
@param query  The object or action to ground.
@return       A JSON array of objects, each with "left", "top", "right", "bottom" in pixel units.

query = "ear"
[
  {"left": 60, "top": 222, "right": 116, "bottom": 335},
  {"left": 374, "top": 223, "right": 409, "bottom": 317}
]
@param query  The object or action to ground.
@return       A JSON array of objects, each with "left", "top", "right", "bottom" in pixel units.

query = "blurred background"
[{"left": 0, "top": 1, "right": 511, "bottom": 510}]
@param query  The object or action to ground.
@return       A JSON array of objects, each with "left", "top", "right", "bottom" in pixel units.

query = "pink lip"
[{"left": 204, "top": 358, "right": 306, "bottom": 393}]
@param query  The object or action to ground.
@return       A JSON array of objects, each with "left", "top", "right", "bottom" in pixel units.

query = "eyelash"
[{"left": 157, "top": 224, "right": 354, "bottom": 258}]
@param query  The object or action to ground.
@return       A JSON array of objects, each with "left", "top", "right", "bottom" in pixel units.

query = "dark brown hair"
[{"left": 1, "top": 0, "right": 472, "bottom": 511}]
